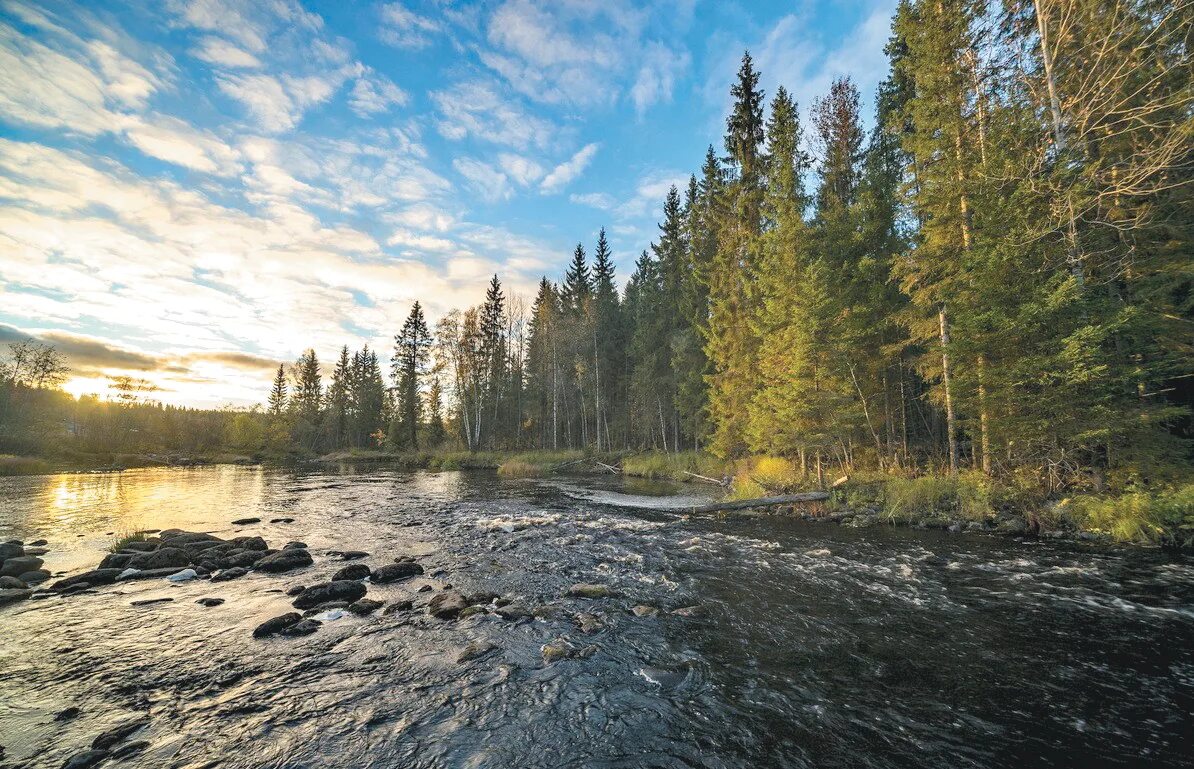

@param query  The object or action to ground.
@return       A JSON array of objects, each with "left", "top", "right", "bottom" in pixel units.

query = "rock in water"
[
  {"left": 383, "top": 599, "right": 414, "bottom": 615},
  {"left": 55, "top": 706, "right": 82, "bottom": 721},
  {"left": 0, "top": 576, "right": 26, "bottom": 589},
  {"left": 0, "top": 542, "right": 23, "bottom": 560},
  {"left": 130, "top": 597, "right": 173, "bottom": 607},
  {"left": 349, "top": 599, "right": 383, "bottom": 615},
  {"left": 254, "top": 612, "right": 302, "bottom": 637},
  {"left": 126, "top": 547, "right": 191, "bottom": 571},
  {"left": 575, "top": 612, "right": 603, "bottom": 633},
  {"left": 338, "top": 550, "right": 368, "bottom": 560},
  {"left": 211, "top": 567, "right": 249, "bottom": 582},
  {"left": 456, "top": 641, "right": 497, "bottom": 663},
  {"left": 285, "top": 585, "right": 306, "bottom": 597},
  {"left": 110, "top": 741, "right": 149, "bottom": 759},
  {"left": 568, "top": 583, "right": 613, "bottom": 599},
  {"left": 52, "top": 569, "right": 124, "bottom": 590},
  {"left": 332, "top": 563, "right": 371, "bottom": 581},
  {"left": 541, "top": 638, "right": 597, "bottom": 664},
  {"left": 18, "top": 569, "right": 50, "bottom": 584},
  {"left": 254, "top": 548, "right": 313, "bottom": 573},
  {"left": 231, "top": 517, "right": 261, "bottom": 525},
  {"left": 62, "top": 749, "right": 110, "bottom": 769},
  {"left": 166, "top": 568, "right": 197, "bottom": 582},
  {"left": 631, "top": 604, "right": 659, "bottom": 617},
  {"left": 427, "top": 591, "right": 468, "bottom": 619},
  {"left": 1, "top": 555, "right": 43, "bottom": 578},
  {"left": 92, "top": 718, "right": 148, "bottom": 750},
  {"left": 0, "top": 588, "right": 33, "bottom": 607},
  {"left": 280, "top": 618, "right": 321, "bottom": 637},
  {"left": 370, "top": 562, "right": 424, "bottom": 583},
  {"left": 291, "top": 580, "right": 366, "bottom": 610},
  {"left": 196, "top": 597, "right": 224, "bottom": 607},
  {"left": 670, "top": 605, "right": 705, "bottom": 617}
]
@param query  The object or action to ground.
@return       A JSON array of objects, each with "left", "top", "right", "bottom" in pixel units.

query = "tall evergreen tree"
[
  {"left": 391, "top": 302, "right": 431, "bottom": 449},
  {"left": 268, "top": 364, "right": 288, "bottom": 416}
]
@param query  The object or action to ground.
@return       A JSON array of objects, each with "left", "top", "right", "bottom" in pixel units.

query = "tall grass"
[
  {"left": 0, "top": 455, "right": 51, "bottom": 476},
  {"left": 109, "top": 529, "right": 150, "bottom": 552},
  {"left": 882, "top": 472, "right": 994, "bottom": 522},
  {"left": 621, "top": 451, "right": 730, "bottom": 482},
  {"left": 1061, "top": 484, "right": 1194, "bottom": 546}
]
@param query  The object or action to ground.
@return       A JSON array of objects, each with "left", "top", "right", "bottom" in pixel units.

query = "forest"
[{"left": 1, "top": 0, "right": 1190, "bottom": 540}]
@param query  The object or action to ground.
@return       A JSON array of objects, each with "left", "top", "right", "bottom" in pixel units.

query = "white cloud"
[
  {"left": 540, "top": 143, "right": 599, "bottom": 194},
  {"left": 431, "top": 80, "right": 555, "bottom": 149},
  {"left": 570, "top": 191, "right": 616, "bottom": 210},
  {"left": 216, "top": 71, "right": 346, "bottom": 133},
  {"left": 614, "top": 168, "right": 688, "bottom": 218},
  {"left": 122, "top": 115, "right": 242, "bottom": 175},
  {"left": 498, "top": 153, "right": 544, "bottom": 186},
  {"left": 348, "top": 68, "right": 409, "bottom": 117},
  {"left": 378, "top": 2, "right": 442, "bottom": 49},
  {"left": 453, "top": 157, "right": 511, "bottom": 202},
  {"left": 192, "top": 36, "right": 261, "bottom": 68},
  {"left": 630, "top": 42, "right": 689, "bottom": 115}
]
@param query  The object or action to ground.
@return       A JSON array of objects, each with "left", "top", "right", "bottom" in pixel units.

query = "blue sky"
[{"left": 0, "top": 0, "right": 897, "bottom": 406}]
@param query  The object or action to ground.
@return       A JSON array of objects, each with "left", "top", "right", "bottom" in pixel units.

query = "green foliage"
[
  {"left": 621, "top": 451, "right": 730, "bottom": 482},
  {"left": 109, "top": 530, "right": 149, "bottom": 553},
  {"left": 0, "top": 454, "right": 50, "bottom": 476}
]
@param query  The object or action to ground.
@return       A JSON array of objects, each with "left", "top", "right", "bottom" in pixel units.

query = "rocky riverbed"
[{"left": 1, "top": 466, "right": 1192, "bottom": 768}]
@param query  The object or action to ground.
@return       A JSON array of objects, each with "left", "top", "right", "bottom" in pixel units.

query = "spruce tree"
[
  {"left": 391, "top": 302, "right": 431, "bottom": 449},
  {"left": 268, "top": 364, "right": 287, "bottom": 416}
]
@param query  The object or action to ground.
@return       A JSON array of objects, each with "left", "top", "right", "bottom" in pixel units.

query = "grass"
[
  {"left": 109, "top": 529, "right": 150, "bottom": 552},
  {"left": 497, "top": 459, "right": 545, "bottom": 477},
  {"left": 881, "top": 471, "right": 995, "bottom": 523},
  {"left": 621, "top": 451, "right": 731, "bottom": 482},
  {"left": 1059, "top": 483, "right": 1194, "bottom": 546},
  {"left": 0, "top": 455, "right": 51, "bottom": 476}
]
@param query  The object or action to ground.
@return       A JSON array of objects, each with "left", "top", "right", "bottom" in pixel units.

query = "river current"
[{"left": 0, "top": 465, "right": 1191, "bottom": 768}]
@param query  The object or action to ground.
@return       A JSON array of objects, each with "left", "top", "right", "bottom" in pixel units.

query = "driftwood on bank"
[
  {"left": 688, "top": 491, "right": 830, "bottom": 515},
  {"left": 595, "top": 461, "right": 622, "bottom": 474},
  {"left": 682, "top": 470, "right": 730, "bottom": 487}
]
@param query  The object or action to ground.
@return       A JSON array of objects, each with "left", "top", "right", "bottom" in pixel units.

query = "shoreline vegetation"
[
  {"left": 3, "top": 448, "right": 1190, "bottom": 550},
  {"left": 2, "top": 8, "right": 1190, "bottom": 551}
]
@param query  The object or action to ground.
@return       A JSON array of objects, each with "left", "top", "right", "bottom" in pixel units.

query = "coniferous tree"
[
  {"left": 268, "top": 364, "right": 288, "bottom": 416},
  {"left": 391, "top": 302, "right": 431, "bottom": 449}
]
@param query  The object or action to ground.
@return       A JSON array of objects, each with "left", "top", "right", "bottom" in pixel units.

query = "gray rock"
[
  {"left": 130, "top": 597, "right": 173, "bottom": 607},
  {"left": 120, "top": 541, "right": 159, "bottom": 552},
  {"left": 24, "top": 547, "right": 48, "bottom": 556},
  {"left": 285, "top": 585, "right": 306, "bottom": 596},
  {"left": 541, "top": 638, "right": 597, "bottom": 664},
  {"left": 280, "top": 618, "right": 321, "bottom": 636},
  {"left": 338, "top": 550, "right": 368, "bottom": 560},
  {"left": 29, "top": 539, "right": 48, "bottom": 547},
  {"left": 417, "top": 584, "right": 432, "bottom": 593},
  {"left": 575, "top": 612, "right": 603, "bottom": 633},
  {"left": 211, "top": 567, "right": 249, "bottom": 582},
  {"left": 158, "top": 531, "right": 222, "bottom": 547},
  {"left": 1, "top": 555, "right": 43, "bottom": 578},
  {"left": 227, "top": 536, "right": 268, "bottom": 551},
  {"left": 52, "top": 569, "right": 124, "bottom": 590},
  {"left": 568, "top": 583, "right": 613, "bottom": 599},
  {"left": 456, "top": 641, "right": 497, "bottom": 663},
  {"left": 231, "top": 517, "right": 261, "bottom": 525},
  {"left": 271, "top": 517, "right": 295, "bottom": 523},
  {"left": 196, "top": 597, "right": 224, "bottom": 607},
  {"left": 0, "top": 542, "right": 23, "bottom": 560},
  {"left": 371, "top": 562, "right": 424, "bottom": 583},
  {"left": 283, "top": 541, "right": 307, "bottom": 549},
  {"left": 333, "top": 563, "right": 371, "bottom": 581},
  {"left": 466, "top": 591, "right": 499, "bottom": 606},
  {"left": 383, "top": 599, "right": 414, "bottom": 614},
  {"left": 126, "top": 547, "right": 191, "bottom": 571},
  {"left": 495, "top": 604, "right": 533, "bottom": 622},
  {"left": 348, "top": 598, "right": 383, "bottom": 615},
  {"left": 631, "top": 604, "right": 660, "bottom": 617},
  {"left": 225, "top": 550, "right": 268, "bottom": 569},
  {"left": 62, "top": 749, "right": 109, "bottom": 769},
  {"left": 255, "top": 548, "right": 313, "bottom": 573},
  {"left": 254, "top": 612, "right": 301, "bottom": 637},
  {"left": 55, "top": 706, "right": 82, "bottom": 721},
  {"left": 0, "top": 575, "right": 26, "bottom": 589},
  {"left": 0, "top": 588, "right": 33, "bottom": 606},
  {"left": 99, "top": 552, "right": 133, "bottom": 570},
  {"left": 302, "top": 601, "right": 350, "bottom": 616},
  {"left": 291, "top": 580, "right": 366, "bottom": 610},
  {"left": 458, "top": 605, "right": 487, "bottom": 619},
  {"left": 671, "top": 605, "right": 705, "bottom": 617},
  {"left": 428, "top": 590, "right": 468, "bottom": 619},
  {"left": 92, "top": 717, "right": 148, "bottom": 750},
  {"left": 110, "top": 741, "right": 149, "bottom": 759},
  {"left": 18, "top": 569, "right": 50, "bottom": 584}
]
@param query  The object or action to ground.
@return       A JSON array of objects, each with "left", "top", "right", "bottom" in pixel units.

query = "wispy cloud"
[
  {"left": 540, "top": 143, "right": 599, "bottom": 194},
  {"left": 378, "top": 2, "right": 442, "bottom": 49}
]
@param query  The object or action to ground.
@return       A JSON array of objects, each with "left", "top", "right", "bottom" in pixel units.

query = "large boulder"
[
  {"left": 292, "top": 580, "right": 366, "bottom": 610},
  {"left": 567, "top": 583, "right": 614, "bottom": 599},
  {"left": 227, "top": 536, "right": 267, "bottom": 551},
  {"left": 428, "top": 590, "right": 468, "bottom": 620},
  {"left": 211, "top": 567, "right": 249, "bottom": 582},
  {"left": 224, "top": 550, "right": 269, "bottom": 569},
  {"left": 0, "top": 575, "right": 26, "bottom": 589},
  {"left": 158, "top": 531, "right": 222, "bottom": 547},
  {"left": 126, "top": 547, "right": 191, "bottom": 571},
  {"left": 1, "top": 555, "right": 43, "bottom": 578},
  {"left": 0, "top": 541, "right": 24, "bottom": 560},
  {"left": 370, "top": 562, "right": 424, "bottom": 583},
  {"left": 18, "top": 569, "right": 50, "bottom": 584},
  {"left": 254, "top": 548, "right": 313, "bottom": 573},
  {"left": 99, "top": 553, "right": 133, "bottom": 570},
  {"left": 332, "top": 563, "right": 371, "bottom": 581}
]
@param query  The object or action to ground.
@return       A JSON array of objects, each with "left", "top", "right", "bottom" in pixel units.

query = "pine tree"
[
  {"left": 268, "top": 364, "right": 287, "bottom": 416},
  {"left": 391, "top": 302, "right": 431, "bottom": 449},
  {"left": 592, "top": 228, "right": 623, "bottom": 450},
  {"left": 326, "top": 345, "right": 351, "bottom": 449},
  {"left": 560, "top": 243, "right": 592, "bottom": 314}
]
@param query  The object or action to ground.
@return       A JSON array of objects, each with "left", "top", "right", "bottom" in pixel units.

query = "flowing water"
[{"left": 1, "top": 466, "right": 1192, "bottom": 769}]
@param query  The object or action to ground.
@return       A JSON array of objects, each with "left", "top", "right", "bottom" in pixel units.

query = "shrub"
[
  {"left": 0, "top": 455, "right": 50, "bottom": 476},
  {"left": 109, "top": 529, "right": 149, "bottom": 552},
  {"left": 497, "top": 459, "right": 544, "bottom": 477}
]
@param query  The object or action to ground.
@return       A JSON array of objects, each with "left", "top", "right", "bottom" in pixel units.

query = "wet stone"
[
  {"left": 92, "top": 717, "right": 148, "bottom": 750},
  {"left": 211, "top": 567, "right": 249, "bottom": 582},
  {"left": 371, "top": 562, "right": 424, "bottom": 583},
  {"left": 254, "top": 612, "right": 301, "bottom": 638},
  {"left": 286, "top": 585, "right": 306, "bottom": 596},
  {"left": 292, "top": 580, "right": 366, "bottom": 610},
  {"left": 349, "top": 598, "right": 383, "bottom": 615},
  {"left": 1, "top": 555, "right": 44, "bottom": 578},
  {"left": 254, "top": 548, "right": 313, "bottom": 573},
  {"left": 456, "top": 641, "right": 497, "bottom": 663},
  {"left": 196, "top": 597, "right": 225, "bottom": 607},
  {"left": 281, "top": 618, "right": 321, "bottom": 637},
  {"left": 55, "top": 706, "right": 82, "bottom": 721},
  {"left": 130, "top": 597, "right": 174, "bottom": 607},
  {"left": 575, "top": 612, "right": 603, "bottom": 633},
  {"left": 62, "top": 749, "right": 109, "bottom": 769},
  {"left": 0, "top": 588, "right": 33, "bottom": 606},
  {"left": 332, "top": 563, "right": 371, "bottom": 581},
  {"left": 383, "top": 599, "right": 414, "bottom": 615},
  {"left": 428, "top": 590, "right": 468, "bottom": 619},
  {"left": 231, "top": 517, "right": 261, "bottom": 525},
  {"left": 568, "top": 583, "right": 614, "bottom": 599},
  {"left": 0, "top": 575, "right": 26, "bottom": 589},
  {"left": 631, "top": 604, "right": 660, "bottom": 617}
]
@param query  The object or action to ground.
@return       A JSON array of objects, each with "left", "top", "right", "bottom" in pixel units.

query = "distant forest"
[{"left": 1, "top": 0, "right": 1190, "bottom": 496}]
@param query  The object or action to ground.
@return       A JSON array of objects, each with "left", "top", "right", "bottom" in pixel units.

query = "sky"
[{"left": 0, "top": 0, "right": 897, "bottom": 408}]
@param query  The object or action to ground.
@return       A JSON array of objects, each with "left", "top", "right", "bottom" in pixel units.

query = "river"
[{"left": 1, "top": 465, "right": 1191, "bottom": 768}]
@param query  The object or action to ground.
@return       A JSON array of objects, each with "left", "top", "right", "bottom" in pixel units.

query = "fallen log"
[
  {"left": 682, "top": 470, "right": 729, "bottom": 487},
  {"left": 595, "top": 461, "right": 622, "bottom": 474},
  {"left": 688, "top": 491, "right": 830, "bottom": 515}
]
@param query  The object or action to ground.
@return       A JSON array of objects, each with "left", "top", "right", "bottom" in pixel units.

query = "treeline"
[{"left": 282, "top": 0, "right": 1183, "bottom": 493}]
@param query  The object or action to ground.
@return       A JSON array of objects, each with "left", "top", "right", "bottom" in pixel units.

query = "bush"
[
  {"left": 1062, "top": 484, "right": 1194, "bottom": 546},
  {"left": 622, "top": 451, "right": 730, "bottom": 482},
  {"left": 883, "top": 472, "right": 994, "bottom": 522},
  {"left": 497, "top": 459, "right": 543, "bottom": 477},
  {"left": 109, "top": 530, "right": 149, "bottom": 552}
]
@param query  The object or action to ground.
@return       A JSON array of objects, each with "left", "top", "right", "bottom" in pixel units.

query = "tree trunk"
[{"left": 939, "top": 306, "right": 959, "bottom": 475}]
